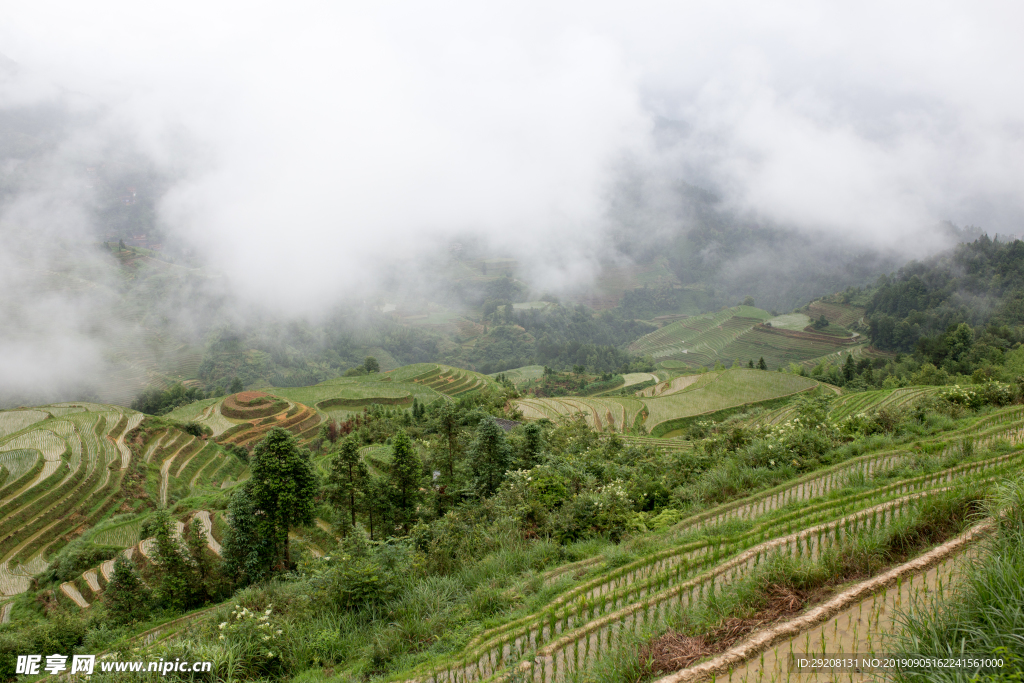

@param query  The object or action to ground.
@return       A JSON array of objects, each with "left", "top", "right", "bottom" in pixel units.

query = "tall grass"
[{"left": 889, "top": 478, "right": 1024, "bottom": 683}]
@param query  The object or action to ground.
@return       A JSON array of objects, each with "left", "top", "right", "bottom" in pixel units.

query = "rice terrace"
[{"left": 2, "top": 9, "right": 1024, "bottom": 683}]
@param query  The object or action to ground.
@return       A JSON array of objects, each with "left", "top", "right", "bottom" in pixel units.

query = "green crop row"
[
  {"left": 215, "top": 422, "right": 254, "bottom": 443},
  {"left": 0, "top": 454, "right": 42, "bottom": 501},
  {"left": 209, "top": 456, "right": 246, "bottom": 485},
  {"left": 422, "top": 465, "right": 1000, "bottom": 683},
  {"left": 169, "top": 438, "right": 204, "bottom": 476},
  {"left": 279, "top": 407, "right": 316, "bottom": 430},
  {"left": 412, "top": 473, "right": 975, "bottom": 683},
  {"left": 648, "top": 388, "right": 816, "bottom": 437},
  {"left": 151, "top": 432, "right": 188, "bottom": 463},
  {"left": 522, "top": 491, "right": 980, "bottom": 683},
  {"left": 190, "top": 451, "right": 226, "bottom": 488},
  {"left": 176, "top": 443, "right": 219, "bottom": 487},
  {"left": 220, "top": 400, "right": 287, "bottom": 420},
  {"left": 107, "top": 414, "right": 129, "bottom": 442},
  {"left": 0, "top": 454, "right": 101, "bottom": 562},
  {"left": 0, "top": 451, "right": 72, "bottom": 523},
  {"left": 19, "top": 467, "right": 125, "bottom": 565}
]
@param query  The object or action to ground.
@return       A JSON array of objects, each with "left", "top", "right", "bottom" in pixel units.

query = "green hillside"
[
  {"left": 2, "top": 359, "right": 1024, "bottom": 682},
  {"left": 627, "top": 304, "right": 866, "bottom": 371},
  {"left": 515, "top": 368, "right": 820, "bottom": 435}
]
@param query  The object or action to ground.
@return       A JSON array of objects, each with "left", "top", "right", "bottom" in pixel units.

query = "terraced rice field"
[
  {"left": 798, "top": 343, "right": 894, "bottom": 371},
  {"left": 764, "top": 314, "right": 811, "bottom": 331},
  {"left": 92, "top": 519, "right": 144, "bottom": 547},
  {"left": 717, "top": 551, "right": 970, "bottom": 683},
  {"left": 746, "top": 386, "right": 941, "bottom": 429},
  {"left": 638, "top": 373, "right": 716, "bottom": 398},
  {"left": 830, "top": 387, "right": 939, "bottom": 419},
  {"left": 714, "top": 326, "right": 859, "bottom": 370},
  {"left": 274, "top": 377, "right": 444, "bottom": 423},
  {"left": 63, "top": 510, "right": 225, "bottom": 611},
  {"left": 0, "top": 411, "right": 48, "bottom": 439},
  {"left": 516, "top": 397, "right": 645, "bottom": 433},
  {"left": 410, "top": 365, "right": 496, "bottom": 397},
  {"left": 630, "top": 307, "right": 771, "bottom": 365},
  {"left": 392, "top": 402, "right": 1024, "bottom": 683},
  {"left": 0, "top": 403, "right": 160, "bottom": 604},
  {"left": 629, "top": 305, "right": 865, "bottom": 370},
  {"left": 490, "top": 365, "right": 546, "bottom": 389},
  {"left": 643, "top": 371, "right": 819, "bottom": 435},
  {"left": 517, "top": 370, "right": 818, "bottom": 435},
  {"left": 0, "top": 398, "right": 245, "bottom": 617},
  {"left": 806, "top": 301, "right": 865, "bottom": 328}
]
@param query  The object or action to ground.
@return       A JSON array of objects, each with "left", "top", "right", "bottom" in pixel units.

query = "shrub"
[{"left": 312, "top": 535, "right": 410, "bottom": 612}]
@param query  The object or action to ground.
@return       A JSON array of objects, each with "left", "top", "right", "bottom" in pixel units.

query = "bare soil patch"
[{"left": 639, "top": 585, "right": 822, "bottom": 675}]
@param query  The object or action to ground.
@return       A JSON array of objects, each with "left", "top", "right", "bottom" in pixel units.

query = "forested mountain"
[
  {"left": 867, "top": 235, "right": 1024, "bottom": 357},
  {"left": 609, "top": 182, "right": 909, "bottom": 313}
]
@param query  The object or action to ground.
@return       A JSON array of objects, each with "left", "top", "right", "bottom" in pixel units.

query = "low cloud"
[{"left": 2, "top": 1, "right": 1024, "bottom": 396}]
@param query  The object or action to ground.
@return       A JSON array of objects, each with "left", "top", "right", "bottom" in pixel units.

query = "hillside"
[
  {"left": 867, "top": 235, "right": 1024, "bottom": 353},
  {"left": 515, "top": 368, "right": 820, "bottom": 436},
  {"left": 627, "top": 304, "right": 867, "bottom": 371},
  {"left": 0, "top": 360, "right": 1021, "bottom": 682},
  {"left": 0, "top": 402, "right": 228, "bottom": 615}
]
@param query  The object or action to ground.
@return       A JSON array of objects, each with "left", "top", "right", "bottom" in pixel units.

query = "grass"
[
  {"left": 629, "top": 305, "right": 865, "bottom": 370},
  {"left": 628, "top": 307, "right": 770, "bottom": 361},
  {"left": 888, "top": 479, "right": 1024, "bottom": 683},
  {"left": 643, "top": 369, "right": 819, "bottom": 436},
  {"left": 805, "top": 300, "right": 865, "bottom": 327},
  {"left": 273, "top": 377, "right": 442, "bottom": 410},
  {"left": 516, "top": 370, "right": 818, "bottom": 435},
  {"left": 764, "top": 313, "right": 810, "bottom": 331}
]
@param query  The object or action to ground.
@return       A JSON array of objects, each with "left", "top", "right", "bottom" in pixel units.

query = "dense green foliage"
[
  {"left": 868, "top": 235, "right": 1024, "bottom": 353},
  {"left": 244, "top": 429, "right": 318, "bottom": 571},
  {"left": 131, "top": 383, "right": 209, "bottom": 415}
]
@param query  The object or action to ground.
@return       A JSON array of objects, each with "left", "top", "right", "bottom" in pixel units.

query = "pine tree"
[
  {"left": 104, "top": 556, "right": 151, "bottom": 625},
  {"left": 518, "top": 422, "right": 544, "bottom": 469},
  {"left": 843, "top": 353, "right": 855, "bottom": 382},
  {"left": 757, "top": 357, "right": 768, "bottom": 371},
  {"left": 388, "top": 430, "right": 422, "bottom": 532},
  {"left": 328, "top": 435, "right": 368, "bottom": 532},
  {"left": 247, "top": 428, "right": 318, "bottom": 570},
  {"left": 435, "top": 402, "right": 460, "bottom": 480},
  {"left": 222, "top": 486, "right": 275, "bottom": 586},
  {"left": 150, "top": 510, "right": 201, "bottom": 611},
  {"left": 469, "top": 417, "right": 512, "bottom": 497}
]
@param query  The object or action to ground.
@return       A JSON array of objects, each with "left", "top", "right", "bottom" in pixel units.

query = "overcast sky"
[{"left": 3, "top": 1, "right": 1024, "bottom": 304}]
